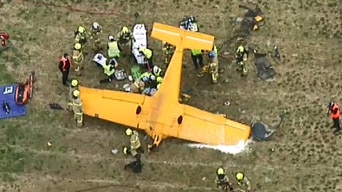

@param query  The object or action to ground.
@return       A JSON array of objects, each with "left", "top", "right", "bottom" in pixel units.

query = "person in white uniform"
[{"left": 93, "top": 53, "right": 107, "bottom": 68}]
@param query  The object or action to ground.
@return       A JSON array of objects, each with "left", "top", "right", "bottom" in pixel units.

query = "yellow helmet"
[
  {"left": 122, "top": 26, "right": 129, "bottom": 33},
  {"left": 157, "top": 83, "right": 161, "bottom": 89},
  {"left": 125, "top": 128, "right": 133, "bottom": 136},
  {"left": 217, "top": 167, "right": 225, "bottom": 175},
  {"left": 237, "top": 45, "right": 244, "bottom": 53},
  {"left": 72, "top": 90, "right": 80, "bottom": 97},
  {"left": 236, "top": 172, "right": 244, "bottom": 180},
  {"left": 71, "top": 79, "right": 79, "bottom": 87},
  {"left": 78, "top": 26, "right": 85, "bottom": 33},
  {"left": 74, "top": 43, "right": 82, "bottom": 50}
]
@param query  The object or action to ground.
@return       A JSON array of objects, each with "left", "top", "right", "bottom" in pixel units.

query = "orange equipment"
[
  {"left": 0, "top": 33, "right": 10, "bottom": 49},
  {"left": 79, "top": 23, "right": 251, "bottom": 151},
  {"left": 15, "top": 71, "right": 35, "bottom": 105}
]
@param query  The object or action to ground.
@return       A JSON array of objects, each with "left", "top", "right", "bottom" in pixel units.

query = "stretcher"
[
  {"left": 131, "top": 24, "right": 147, "bottom": 65},
  {"left": 15, "top": 71, "right": 35, "bottom": 105}
]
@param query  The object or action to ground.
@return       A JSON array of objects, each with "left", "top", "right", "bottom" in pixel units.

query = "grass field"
[{"left": 1, "top": 0, "right": 342, "bottom": 191}]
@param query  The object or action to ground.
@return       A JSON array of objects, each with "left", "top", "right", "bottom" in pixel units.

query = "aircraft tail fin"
[{"left": 151, "top": 22, "right": 214, "bottom": 51}]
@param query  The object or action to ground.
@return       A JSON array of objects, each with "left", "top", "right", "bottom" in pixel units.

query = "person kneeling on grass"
[{"left": 99, "top": 58, "right": 118, "bottom": 84}]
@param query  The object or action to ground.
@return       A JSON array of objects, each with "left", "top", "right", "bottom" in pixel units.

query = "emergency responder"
[
  {"left": 99, "top": 58, "right": 118, "bottom": 84},
  {"left": 74, "top": 26, "right": 87, "bottom": 45},
  {"left": 147, "top": 75, "right": 163, "bottom": 92},
  {"left": 138, "top": 47, "right": 154, "bottom": 70},
  {"left": 162, "top": 41, "right": 174, "bottom": 67},
  {"left": 124, "top": 153, "right": 143, "bottom": 173},
  {"left": 117, "top": 26, "right": 134, "bottom": 55},
  {"left": 89, "top": 22, "right": 102, "bottom": 52},
  {"left": 236, "top": 45, "right": 249, "bottom": 74},
  {"left": 198, "top": 45, "right": 219, "bottom": 80},
  {"left": 328, "top": 102, "right": 341, "bottom": 134},
  {"left": 129, "top": 80, "right": 145, "bottom": 94},
  {"left": 190, "top": 49, "right": 204, "bottom": 69},
  {"left": 59, "top": 53, "right": 72, "bottom": 86},
  {"left": 72, "top": 43, "right": 84, "bottom": 76},
  {"left": 124, "top": 128, "right": 144, "bottom": 157},
  {"left": 71, "top": 90, "right": 83, "bottom": 127},
  {"left": 107, "top": 35, "right": 121, "bottom": 60},
  {"left": 235, "top": 172, "right": 252, "bottom": 191},
  {"left": 140, "top": 71, "right": 155, "bottom": 86},
  {"left": 69, "top": 79, "right": 79, "bottom": 102},
  {"left": 152, "top": 65, "right": 163, "bottom": 77},
  {"left": 215, "top": 167, "right": 234, "bottom": 191}
]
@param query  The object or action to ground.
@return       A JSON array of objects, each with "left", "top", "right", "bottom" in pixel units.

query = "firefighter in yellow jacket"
[
  {"left": 236, "top": 45, "right": 249, "bottom": 75},
  {"left": 74, "top": 26, "right": 87, "bottom": 46},
  {"left": 162, "top": 41, "right": 174, "bottom": 67},
  {"left": 235, "top": 172, "right": 252, "bottom": 191},
  {"left": 117, "top": 26, "right": 134, "bottom": 55},
  {"left": 138, "top": 47, "right": 154, "bottom": 70},
  {"left": 107, "top": 35, "right": 121, "bottom": 60},
  {"left": 72, "top": 43, "right": 84, "bottom": 76},
  {"left": 89, "top": 22, "right": 102, "bottom": 52},
  {"left": 215, "top": 167, "right": 234, "bottom": 191},
  {"left": 69, "top": 79, "right": 79, "bottom": 102},
  {"left": 71, "top": 90, "right": 83, "bottom": 127},
  {"left": 123, "top": 128, "right": 144, "bottom": 157}
]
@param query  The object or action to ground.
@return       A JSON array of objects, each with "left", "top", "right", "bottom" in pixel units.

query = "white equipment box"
[{"left": 132, "top": 24, "right": 147, "bottom": 65}]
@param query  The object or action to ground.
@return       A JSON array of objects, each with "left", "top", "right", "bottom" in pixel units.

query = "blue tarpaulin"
[{"left": 0, "top": 84, "right": 26, "bottom": 119}]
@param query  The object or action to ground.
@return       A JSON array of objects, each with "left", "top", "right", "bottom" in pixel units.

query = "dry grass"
[{"left": 0, "top": 0, "right": 342, "bottom": 192}]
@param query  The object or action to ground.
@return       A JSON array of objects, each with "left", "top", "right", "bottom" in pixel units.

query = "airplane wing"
[
  {"left": 79, "top": 86, "right": 150, "bottom": 129},
  {"left": 174, "top": 104, "right": 251, "bottom": 146}
]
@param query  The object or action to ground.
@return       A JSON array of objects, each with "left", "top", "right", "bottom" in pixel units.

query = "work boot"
[
  {"left": 333, "top": 128, "right": 341, "bottom": 134},
  {"left": 76, "top": 122, "right": 83, "bottom": 127}
]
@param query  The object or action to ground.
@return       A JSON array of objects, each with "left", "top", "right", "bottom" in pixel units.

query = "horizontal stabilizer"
[{"left": 151, "top": 22, "right": 214, "bottom": 51}]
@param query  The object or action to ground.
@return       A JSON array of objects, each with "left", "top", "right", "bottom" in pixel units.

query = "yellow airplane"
[{"left": 79, "top": 23, "right": 251, "bottom": 152}]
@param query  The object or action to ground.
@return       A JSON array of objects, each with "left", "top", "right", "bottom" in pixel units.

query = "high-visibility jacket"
[
  {"left": 213, "top": 45, "right": 218, "bottom": 56},
  {"left": 107, "top": 41, "right": 120, "bottom": 58},
  {"left": 163, "top": 44, "right": 174, "bottom": 55},
  {"left": 139, "top": 72, "right": 152, "bottom": 83},
  {"left": 75, "top": 33, "right": 86, "bottom": 43},
  {"left": 140, "top": 48, "right": 153, "bottom": 59},
  {"left": 72, "top": 50, "right": 83, "bottom": 63},
  {"left": 72, "top": 98, "right": 83, "bottom": 114},
  {"left": 69, "top": 87, "right": 78, "bottom": 102},
  {"left": 156, "top": 77, "right": 163, "bottom": 84},
  {"left": 117, "top": 31, "right": 133, "bottom": 43},
  {"left": 103, "top": 64, "right": 115, "bottom": 77},
  {"left": 191, "top": 49, "right": 202, "bottom": 55},
  {"left": 331, "top": 104, "right": 340, "bottom": 119},
  {"left": 236, "top": 45, "right": 246, "bottom": 54},
  {"left": 130, "top": 131, "right": 141, "bottom": 149}
]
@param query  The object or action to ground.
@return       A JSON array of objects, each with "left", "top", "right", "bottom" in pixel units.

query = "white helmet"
[
  {"left": 92, "top": 22, "right": 100, "bottom": 30},
  {"left": 108, "top": 35, "right": 115, "bottom": 41},
  {"left": 153, "top": 66, "right": 162, "bottom": 76},
  {"left": 150, "top": 75, "right": 156, "bottom": 81}
]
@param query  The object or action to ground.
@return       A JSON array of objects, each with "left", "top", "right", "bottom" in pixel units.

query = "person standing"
[
  {"left": 59, "top": 53, "right": 72, "bottom": 86},
  {"left": 327, "top": 102, "right": 341, "bottom": 134},
  {"left": 190, "top": 49, "right": 204, "bottom": 69}
]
